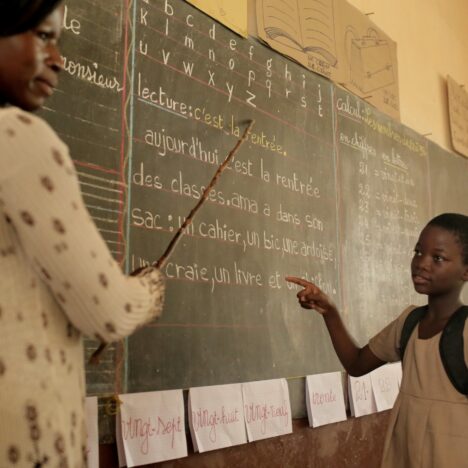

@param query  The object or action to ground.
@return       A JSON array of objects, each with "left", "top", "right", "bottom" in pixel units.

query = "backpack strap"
[
  {"left": 399, "top": 306, "right": 427, "bottom": 361},
  {"left": 440, "top": 306, "right": 468, "bottom": 395}
]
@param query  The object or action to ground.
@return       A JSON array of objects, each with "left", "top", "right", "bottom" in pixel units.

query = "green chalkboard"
[
  {"left": 428, "top": 140, "right": 468, "bottom": 217},
  {"left": 428, "top": 141, "right": 468, "bottom": 303}
]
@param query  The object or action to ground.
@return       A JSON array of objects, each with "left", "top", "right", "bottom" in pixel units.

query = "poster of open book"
[{"left": 257, "top": 0, "right": 338, "bottom": 79}]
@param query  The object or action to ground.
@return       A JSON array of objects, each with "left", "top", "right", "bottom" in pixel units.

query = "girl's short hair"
[
  {"left": 0, "top": 0, "right": 62, "bottom": 37},
  {"left": 427, "top": 213, "right": 468, "bottom": 264}
]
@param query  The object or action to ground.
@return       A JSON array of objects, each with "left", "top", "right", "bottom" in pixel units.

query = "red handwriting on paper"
[
  {"left": 121, "top": 415, "right": 183, "bottom": 455},
  {"left": 312, "top": 389, "right": 337, "bottom": 405},
  {"left": 191, "top": 406, "right": 241, "bottom": 443},
  {"left": 244, "top": 400, "right": 289, "bottom": 434}
]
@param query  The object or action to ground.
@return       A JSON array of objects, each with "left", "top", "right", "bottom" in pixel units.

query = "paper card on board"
[
  {"left": 119, "top": 390, "right": 187, "bottom": 467},
  {"left": 188, "top": 383, "right": 247, "bottom": 452},
  {"left": 447, "top": 75, "right": 468, "bottom": 158},
  {"left": 348, "top": 374, "right": 377, "bottom": 417},
  {"left": 370, "top": 363, "right": 401, "bottom": 411},
  {"left": 333, "top": 0, "right": 400, "bottom": 120},
  {"left": 186, "top": 0, "right": 248, "bottom": 37},
  {"left": 242, "top": 379, "right": 292, "bottom": 442},
  {"left": 85, "top": 397, "right": 99, "bottom": 468},
  {"left": 305, "top": 372, "right": 347, "bottom": 427}
]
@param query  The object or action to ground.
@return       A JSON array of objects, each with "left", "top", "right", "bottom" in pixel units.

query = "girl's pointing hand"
[{"left": 285, "top": 276, "right": 336, "bottom": 315}]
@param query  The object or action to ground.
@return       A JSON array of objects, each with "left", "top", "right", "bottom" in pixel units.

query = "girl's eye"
[
  {"left": 413, "top": 249, "right": 422, "bottom": 256},
  {"left": 434, "top": 255, "right": 445, "bottom": 263}
]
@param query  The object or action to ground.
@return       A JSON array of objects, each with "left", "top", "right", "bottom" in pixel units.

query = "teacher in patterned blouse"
[{"left": 0, "top": 1, "right": 165, "bottom": 466}]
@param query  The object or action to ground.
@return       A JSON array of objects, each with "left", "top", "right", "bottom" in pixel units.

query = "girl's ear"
[{"left": 463, "top": 265, "right": 468, "bottom": 282}]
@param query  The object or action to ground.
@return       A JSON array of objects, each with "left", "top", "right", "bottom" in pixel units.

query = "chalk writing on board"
[
  {"left": 335, "top": 89, "right": 428, "bottom": 342},
  {"left": 336, "top": 95, "right": 426, "bottom": 156},
  {"left": 62, "top": 5, "right": 81, "bottom": 35}
]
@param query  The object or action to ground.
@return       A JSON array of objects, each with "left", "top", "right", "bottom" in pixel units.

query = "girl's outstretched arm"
[{"left": 286, "top": 276, "right": 385, "bottom": 376}]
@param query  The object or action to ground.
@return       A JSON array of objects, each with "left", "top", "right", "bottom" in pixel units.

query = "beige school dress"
[
  {"left": 369, "top": 305, "right": 468, "bottom": 468},
  {"left": 0, "top": 107, "right": 164, "bottom": 467}
]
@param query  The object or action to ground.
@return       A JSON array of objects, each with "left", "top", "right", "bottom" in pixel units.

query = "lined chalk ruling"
[
  {"left": 40, "top": 2, "right": 127, "bottom": 261},
  {"left": 89, "top": 120, "right": 255, "bottom": 364}
]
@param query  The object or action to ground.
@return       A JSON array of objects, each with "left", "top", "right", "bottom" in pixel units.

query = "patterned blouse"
[{"left": 0, "top": 107, "right": 164, "bottom": 467}]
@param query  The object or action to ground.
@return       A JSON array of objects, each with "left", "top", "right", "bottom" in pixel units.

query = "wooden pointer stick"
[
  {"left": 154, "top": 119, "right": 255, "bottom": 268},
  {"left": 89, "top": 119, "right": 255, "bottom": 365}
]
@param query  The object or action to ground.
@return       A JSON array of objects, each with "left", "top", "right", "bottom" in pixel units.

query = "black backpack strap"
[
  {"left": 440, "top": 306, "right": 468, "bottom": 395},
  {"left": 399, "top": 306, "right": 427, "bottom": 361}
]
